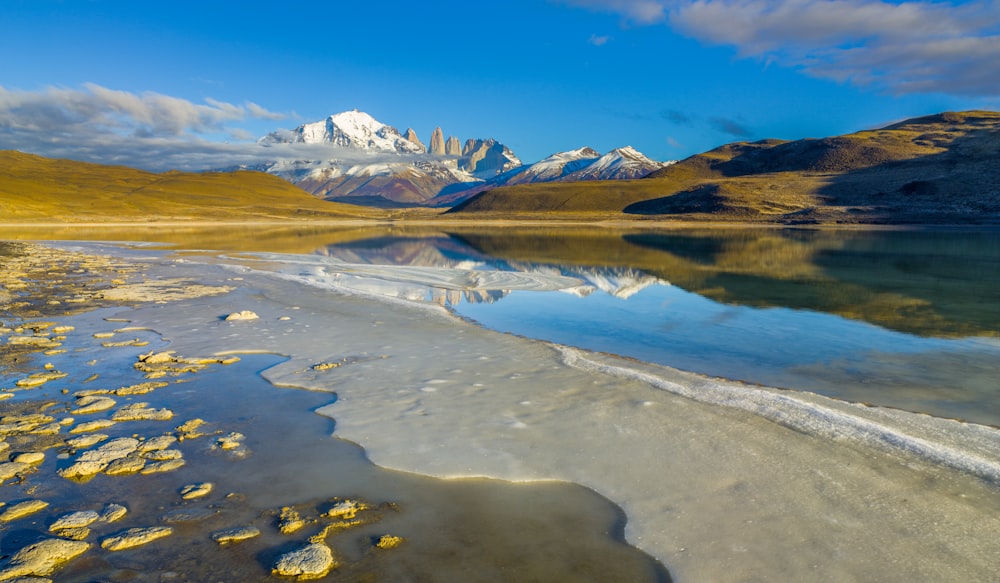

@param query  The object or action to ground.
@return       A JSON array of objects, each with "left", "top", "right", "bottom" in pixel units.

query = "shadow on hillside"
[{"left": 622, "top": 185, "right": 726, "bottom": 215}]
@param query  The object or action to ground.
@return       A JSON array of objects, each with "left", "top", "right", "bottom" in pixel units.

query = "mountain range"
[
  {"left": 451, "top": 110, "right": 1000, "bottom": 224},
  {"left": 248, "top": 110, "right": 669, "bottom": 207}
]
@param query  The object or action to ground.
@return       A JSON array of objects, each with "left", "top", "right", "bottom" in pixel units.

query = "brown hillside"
[
  {"left": 450, "top": 111, "right": 1000, "bottom": 224},
  {"left": 0, "top": 150, "right": 386, "bottom": 223}
]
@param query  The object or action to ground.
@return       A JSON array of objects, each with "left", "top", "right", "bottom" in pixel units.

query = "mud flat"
[{"left": 4, "top": 241, "right": 1000, "bottom": 581}]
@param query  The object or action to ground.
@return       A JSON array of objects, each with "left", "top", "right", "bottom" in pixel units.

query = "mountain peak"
[{"left": 261, "top": 110, "right": 425, "bottom": 155}]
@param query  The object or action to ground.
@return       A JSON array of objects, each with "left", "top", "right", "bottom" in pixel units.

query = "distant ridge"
[
  {"left": 0, "top": 150, "right": 384, "bottom": 223},
  {"left": 450, "top": 111, "right": 1000, "bottom": 224}
]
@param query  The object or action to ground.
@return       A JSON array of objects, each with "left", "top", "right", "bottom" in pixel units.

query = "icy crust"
[
  {"left": 560, "top": 348, "right": 1000, "bottom": 484},
  {"left": 83, "top": 246, "right": 1000, "bottom": 582}
]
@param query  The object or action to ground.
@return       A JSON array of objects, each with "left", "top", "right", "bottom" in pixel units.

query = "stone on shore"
[
  {"left": 49, "top": 510, "right": 101, "bottom": 532},
  {"left": 12, "top": 452, "right": 45, "bottom": 465},
  {"left": 111, "top": 403, "right": 173, "bottom": 422},
  {"left": 211, "top": 526, "right": 260, "bottom": 544},
  {"left": 224, "top": 310, "right": 259, "bottom": 321},
  {"left": 65, "top": 433, "right": 108, "bottom": 449},
  {"left": 100, "top": 526, "right": 173, "bottom": 551},
  {"left": 180, "top": 482, "right": 213, "bottom": 500},
  {"left": 99, "top": 503, "right": 128, "bottom": 523},
  {"left": 0, "top": 499, "right": 50, "bottom": 522},
  {"left": 272, "top": 543, "right": 337, "bottom": 579},
  {"left": 0, "top": 538, "right": 90, "bottom": 579},
  {"left": 69, "top": 419, "right": 116, "bottom": 434},
  {"left": 71, "top": 396, "right": 116, "bottom": 415}
]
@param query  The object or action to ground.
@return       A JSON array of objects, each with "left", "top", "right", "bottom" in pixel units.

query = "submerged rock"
[
  {"left": 65, "top": 433, "right": 108, "bottom": 449},
  {"left": 0, "top": 538, "right": 90, "bottom": 579},
  {"left": 213, "top": 432, "right": 245, "bottom": 450},
  {"left": 99, "top": 503, "right": 128, "bottom": 523},
  {"left": 211, "top": 525, "right": 260, "bottom": 544},
  {"left": 272, "top": 542, "right": 337, "bottom": 579},
  {"left": 160, "top": 507, "right": 218, "bottom": 523},
  {"left": 375, "top": 534, "right": 405, "bottom": 549},
  {"left": 100, "top": 526, "right": 173, "bottom": 551},
  {"left": 0, "top": 461, "right": 30, "bottom": 481},
  {"left": 179, "top": 482, "right": 213, "bottom": 500}
]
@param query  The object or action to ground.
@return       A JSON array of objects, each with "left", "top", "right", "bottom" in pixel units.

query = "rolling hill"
[
  {"left": 449, "top": 111, "right": 1000, "bottom": 224},
  {"left": 0, "top": 150, "right": 386, "bottom": 223}
]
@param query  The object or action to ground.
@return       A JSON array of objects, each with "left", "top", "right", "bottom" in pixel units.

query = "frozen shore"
[{"left": 6, "top": 241, "right": 1000, "bottom": 581}]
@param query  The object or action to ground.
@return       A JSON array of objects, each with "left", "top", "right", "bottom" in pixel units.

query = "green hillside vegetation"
[
  {"left": 0, "top": 150, "right": 387, "bottom": 223},
  {"left": 450, "top": 111, "right": 1000, "bottom": 224}
]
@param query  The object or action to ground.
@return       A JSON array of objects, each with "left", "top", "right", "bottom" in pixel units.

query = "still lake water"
[
  {"left": 14, "top": 225, "right": 1000, "bottom": 426},
  {"left": 293, "top": 227, "right": 1000, "bottom": 427}
]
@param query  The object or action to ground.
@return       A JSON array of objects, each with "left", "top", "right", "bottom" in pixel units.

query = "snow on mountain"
[
  {"left": 260, "top": 110, "right": 425, "bottom": 155},
  {"left": 562, "top": 146, "right": 671, "bottom": 181},
  {"left": 247, "top": 110, "right": 672, "bottom": 206},
  {"left": 497, "top": 147, "right": 600, "bottom": 185}
]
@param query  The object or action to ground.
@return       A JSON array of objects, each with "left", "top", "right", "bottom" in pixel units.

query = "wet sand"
[{"left": 4, "top": 240, "right": 1000, "bottom": 581}]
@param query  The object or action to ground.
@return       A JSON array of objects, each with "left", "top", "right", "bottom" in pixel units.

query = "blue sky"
[{"left": 1, "top": 0, "right": 998, "bottom": 170}]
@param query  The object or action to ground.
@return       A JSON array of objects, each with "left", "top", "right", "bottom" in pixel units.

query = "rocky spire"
[
  {"left": 445, "top": 136, "right": 462, "bottom": 156},
  {"left": 403, "top": 128, "right": 426, "bottom": 152},
  {"left": 430, "top": 127, "right": 445, "bottom": 156}
]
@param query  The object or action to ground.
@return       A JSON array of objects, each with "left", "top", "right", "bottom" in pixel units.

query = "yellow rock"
[
  {"left": 0, "top": 499, "right": 49, "bottom": 522},
  {"left": 0, "top": 538, "right": 90, "bottom": 579},
  {"left": 69, "top": 419, "right": 117, "bottom": 434},
  {"left": 211, "top": 525, "right": 260, "bottom": 544},
  {"left": 13, "top": 452, "right": 45, "bottom": 465},
  {"left": 375, "top": 534, "right": 405, "bottom": 549},
  {"left": 272, "top": 542, "right": 337, "bottom": 579},
  {"left": 180, "top": 482, "right": 213, "bottom": 500},
  {"left": 100, "top": 526, "right": 173, "bottom": 551},
  {"left": 111, "top": 403, "right": 173, "bottom": 422}
]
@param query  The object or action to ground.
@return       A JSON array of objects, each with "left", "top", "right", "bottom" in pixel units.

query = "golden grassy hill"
[
  {"left": 0, "top": 150, "right": 388, "bottom": 223},
  {"left": 449, "top": 111, "right": 1000, "bottom": 224}
]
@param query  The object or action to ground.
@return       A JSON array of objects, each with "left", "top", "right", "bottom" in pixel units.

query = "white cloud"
[
  {"left": 564, "top": 0, "right": 1000, "bottom": 96},
  {"left": 589, "top": 33, "right": 612, "bottom": 45},
  {"left": 0, "top": 84, "right": 448, "bottom": 172},
  {"left": 559, "top": 0, "right": 668, "bottom": 24}
]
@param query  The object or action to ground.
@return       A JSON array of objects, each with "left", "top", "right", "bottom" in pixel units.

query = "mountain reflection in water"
[{"left": 299, "top": 227, "right": 1000, "bottom": 426}]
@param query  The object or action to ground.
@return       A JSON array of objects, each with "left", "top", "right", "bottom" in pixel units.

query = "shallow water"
[{"left": 0, "top": 310, "right": 667, "bottom": 582}]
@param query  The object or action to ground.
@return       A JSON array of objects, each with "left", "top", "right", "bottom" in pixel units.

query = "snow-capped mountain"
[
  {"left": 260, "top": 110, "right": 424, "bottom": 155},
  {"left": 497, "top": 147, "right": 601, "bottom": 185},
  {"left": 243, "top": 110, "right": 671, "bottom": 206},
  {"left": 427, "top": 146, "right": 671, "bottom": 206},
  {"left": 562, "top": 146, "right": 670, "bottom": 181}
]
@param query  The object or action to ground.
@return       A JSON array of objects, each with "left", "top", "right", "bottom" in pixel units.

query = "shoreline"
[
  {"left": 3, "top": 218, "right": 1000, "bottom": 232},
  {"left": 3, "top": 240, "right": 1000, "bottom": 581}
]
